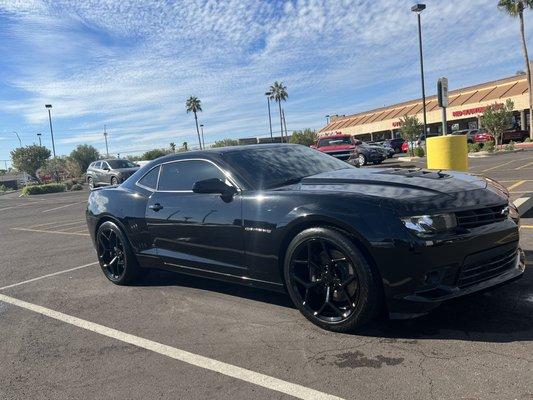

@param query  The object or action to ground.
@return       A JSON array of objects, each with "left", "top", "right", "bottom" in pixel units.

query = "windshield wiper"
[{"left": 266, "top": 177, "right": 304, "bottom": 189}]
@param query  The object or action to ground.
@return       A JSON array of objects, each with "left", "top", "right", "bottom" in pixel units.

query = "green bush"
[
  {"left": 21, "top": 183, "right": 66, "bottom": 196},
  {"left": 525, "top": 137, "right": 531, "bottom": 142},
  {"left": 0, "top": 184, "right": 7, "bottom": 192},
  {"left": 414, "top": 146, "right": 425, "bottom": 157},
  {"left": 483, "top": 141, "right": 495, "bottom": 153},
  {"left": 70, "top": 183, "right": 83, "bottom": 191},
  {"left": 504, "top": 141, "right": 515, "bottom": 151},
  {"left": 468, "top": 143, "right": 481, "bottom": 153}
]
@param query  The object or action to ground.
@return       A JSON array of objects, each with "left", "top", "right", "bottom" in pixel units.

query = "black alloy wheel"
[
  {"left": 284, "top": 227, "right": 381, "bottom": 332},
  {"left": 111, "top": 176, "right": 118, "bottom": 186},
  {"left": 96, "top": 221, "right": 141, "bottom": 284}
]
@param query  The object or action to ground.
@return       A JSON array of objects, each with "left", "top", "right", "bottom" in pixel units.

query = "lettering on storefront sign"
[
  {"left": 392, "top": 121, "right": 402, "bottom": 127},
  {"left": 452, "top": 103, "right": 503, "bottom": 118}
]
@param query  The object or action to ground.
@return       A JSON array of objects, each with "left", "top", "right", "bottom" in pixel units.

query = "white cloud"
[{"left": 0, "top": 0, "right": 531, "bottom": 158}]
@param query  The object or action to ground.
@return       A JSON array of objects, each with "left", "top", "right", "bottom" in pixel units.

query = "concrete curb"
[
  {"left": 396, "top": 156, "right": 425, "bottom": 162},
  {"left": 468, "top": 149, "right": 524, "bottom": 158},
  {"left": 513, "top": 194, "right": 533, "bottom": 217}
]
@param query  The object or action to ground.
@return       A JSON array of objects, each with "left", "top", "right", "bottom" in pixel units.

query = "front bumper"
[{"left": 388, "top": 247, "right": 525, "bottom": 319}]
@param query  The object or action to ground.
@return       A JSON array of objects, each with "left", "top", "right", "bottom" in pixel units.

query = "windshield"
[
  {"left": 107, "top": 160, "right": 137, "bottom": 169},
  {"left": 318, "top": 137, "right": 352, "bottom": 147},
  {"left": 221, "top": 145, "right": 351, "bottom": 189}
]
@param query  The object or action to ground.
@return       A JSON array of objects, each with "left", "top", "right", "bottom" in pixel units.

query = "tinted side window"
[
  {"left": 158, "top": 160, "right": 226, "bottom": 191},
  {"left": 137, "top": 166, "right": 160, "bottom": 190},
  {"left": 94, "top": 162, "right": 101, "bottom": 169}
]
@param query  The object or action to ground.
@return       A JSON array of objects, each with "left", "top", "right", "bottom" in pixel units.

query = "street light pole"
[
  {"left": 37, "top": 133, "right": 42, "bottom": 146},
  {"left": 44, "top": 104, "right": 56, "bottom": 157},
  {"left": 412, "top": 3, "right": 427, "bottom": 136},
  {"left": 12, "top": 131, "right": 22, "bottom": 147},
  {"left": 200, "top": 124, "right": 205, "bottom": 149},
  {"left": 103, "top": 125, "right": 109, "bottom": 157},
  {"left": 265, "top": 91, "right": 273, "bottom": 140}
]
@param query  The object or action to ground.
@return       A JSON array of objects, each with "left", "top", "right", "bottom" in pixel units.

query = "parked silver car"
[{"left": 86, "top": 159, "right": 139, "bottom": 189}]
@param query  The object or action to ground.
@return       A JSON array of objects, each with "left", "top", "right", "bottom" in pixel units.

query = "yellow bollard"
[{"left": 426, "top": 135, "right": 468, "bottom": 172}]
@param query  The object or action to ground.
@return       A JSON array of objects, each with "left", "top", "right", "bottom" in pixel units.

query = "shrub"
[
  {"left": 504, "top": 141, "right": 515, "bottom": 151},
  {"left": 414, "top": 146, "right": 425, "bottom": 157},
  {"left": 64, "top": 180, "right": 73, "bottom": 190},
  {"left": 525, "top": 137, "right": 531, "bottom": 142},
  {"left": 0, "top": 184, "right": 7, "bottom": 192},
  {"left": 21, "top": 183, "right": 66, "bottom": 196},
  {"left": 483, "top": 141, "right": 495, "bottom": 153},
  {"left": 468, "top": 143, "right": 481, "bottom": 153},
  {"left": 70, "top": 183, "right": 83, "bottom": 191}
]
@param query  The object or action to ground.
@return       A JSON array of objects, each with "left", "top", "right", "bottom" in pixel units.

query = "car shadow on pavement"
[
  {"left": 135, "top": 268, "right": 295, "bottom": 309},
  {"left": 133, "top": 252, "right": 532, "bottom": 343}
]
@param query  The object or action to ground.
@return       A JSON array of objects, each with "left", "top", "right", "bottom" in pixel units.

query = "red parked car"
[
  {"left": 311, "top": 134, "right": 356, "bottom": 161},
  {"left": 473, "top": 131, "right": 495, "bottom": 144}
]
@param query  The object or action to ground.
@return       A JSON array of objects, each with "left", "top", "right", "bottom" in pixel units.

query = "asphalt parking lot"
[{"left": 1, "top": 152, "right": 532, "bottom": 400}]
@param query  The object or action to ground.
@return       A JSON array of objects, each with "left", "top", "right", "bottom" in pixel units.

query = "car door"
[
  {"left": 101, "top": 161, "right": 111, "bottom": 184},
  {"left": 146, "top": 158, "right": 245, "bottom": 276},
  {"left": 92, "top": 161, "right": 102, "bottom": 184}
]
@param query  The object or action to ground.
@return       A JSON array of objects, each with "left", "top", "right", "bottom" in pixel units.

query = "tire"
[
  {"left": 111, "top": 176, "right": 119, "bottom": 186},
  {"left": 87, "top": 177, "right": 94, "bottom": 190},
  {"left": 357, "top": 153, "right": 366, "bottom": 166},
  {"left": 96, "top": 221, "right": 143, "bottom": 285},
  {"left": 284, "top": 227, "right": 381, "bottom": 332},
  {"left": 372, "top": 160, "right": 382, "bottom": 165}
]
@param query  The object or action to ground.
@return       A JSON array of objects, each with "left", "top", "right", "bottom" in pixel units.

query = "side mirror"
[
  {"left": 353, "top": 139, "right": 362, "bottom": 145},
  {"left": 193, "top": 178, "right": 236, "bottom": 197}
]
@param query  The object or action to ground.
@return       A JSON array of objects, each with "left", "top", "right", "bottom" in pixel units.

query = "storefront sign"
[{"left": 452, "top": 103, "right": 502, "bottom": 118}]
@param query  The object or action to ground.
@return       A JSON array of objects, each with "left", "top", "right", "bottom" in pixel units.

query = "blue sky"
[{"left": 0, "top": 0, "right": 531, "bottom": 163}]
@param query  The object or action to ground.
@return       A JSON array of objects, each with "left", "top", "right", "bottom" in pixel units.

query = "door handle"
[{"left": 149, "top": 203, "right": 163, "bottom": 212}]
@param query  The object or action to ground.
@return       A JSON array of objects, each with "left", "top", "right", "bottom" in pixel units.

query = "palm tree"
[
  {"left": 498, "top": 0, "right": 533, "bottom": 140},
  {"left": 186, "top": 96, "right": 203, "bottom": 149},
  {"left": 268, "top": 81, "right": 288, "bottom": 142}
]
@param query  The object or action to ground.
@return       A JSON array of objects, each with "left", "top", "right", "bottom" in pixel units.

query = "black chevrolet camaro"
[{"left": 86, "top": 144, "right": 525, "bottom": 332}]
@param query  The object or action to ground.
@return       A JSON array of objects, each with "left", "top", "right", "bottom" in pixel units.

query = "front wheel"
[
  {"left": 284, "top": 227, "right": 381, "bottom": 332},
  {"left": 357, "top": 153, "right": 366, "bottom": 166},
  {"left": 96, "top": 221, "right": 142, "bottom": 285},
  {"left": 110, "top": 176, "right": 119, "bottom": 186},
  {"left": 87, "top": 177, "right": 94, "bottom": 190}
]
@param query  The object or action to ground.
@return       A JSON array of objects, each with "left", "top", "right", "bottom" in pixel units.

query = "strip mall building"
[{"left": 319, "top": 74, "right": 530, "bottom": 141}]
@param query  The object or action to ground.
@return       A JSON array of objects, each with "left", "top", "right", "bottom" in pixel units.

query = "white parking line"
[
  {"left": 0, "top": 294, "right": 344, "bottom": 400},
  {"left": 11, "top": 227, "right": 90, "bottom": 236},
  {"left": 0, "top": 262, "right": 98, "bottom": 291},
  {"left": 42, "top": 201, "right": 86, "bottom": 213},
  {"left": 0, "top": 202, "right": 39, "bottom": 212}
]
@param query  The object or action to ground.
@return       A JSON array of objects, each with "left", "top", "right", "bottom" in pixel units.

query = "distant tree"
[
  {"left": 498, "top": 0, "right": 533, "bottom": 140},
  {"left": 480, "top": 99, "right": 515, "bottom": 147},
  {"left": 181, "top": 141, "right": 188, "bottom": 151},
  {"left": 39, "top": 157, "right": 70, "bottom": 181},
  {"left": 186, "top": 96, "right": 203, "bottom": 149},
  {"left": 10, "top": 145, "right": 51, "bottom": 179},
  {"left": 169, "top": 142, "right": 176, "bottom": 153},
  {"left": 399, "top": 115, "right": 422, "bottom": 156},
  {"left": 268, "top": 81, "right": 288, "bottom": 142},
  {"left": 141, "top": 148, "right": 170, "bottom": 160},
  {"left": 211, "top": 138, "right": 239, "bottom": 148},
  {"left": 289, "top": 128, "right": 317, "bottom": 146},
  {"left": 69, "top": 144, "right": 100, "bottom": 174}
]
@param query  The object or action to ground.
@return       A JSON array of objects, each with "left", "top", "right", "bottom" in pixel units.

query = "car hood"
[{"left": 296, "top": 168, "right": 508, "bottom": 214}]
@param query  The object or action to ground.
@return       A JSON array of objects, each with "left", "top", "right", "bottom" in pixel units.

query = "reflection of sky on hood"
[{"left": 92, "top": 191, "right": 109, "bottom": 213}]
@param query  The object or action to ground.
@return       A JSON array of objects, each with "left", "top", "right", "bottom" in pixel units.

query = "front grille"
[
  {"left": 457, "top": 247, "right": 517, "bottom": 288},
  {"left": 455, "top": 204, "right": 507, "bottom": 229}
]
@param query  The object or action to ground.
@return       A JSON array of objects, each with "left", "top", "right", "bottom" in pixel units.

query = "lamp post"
[
  {"left": 200, "top": 124, "right": 205, "bottom": 149},
  {"left": 103, "top": 125, "right": 109, "bottom": 157},
  {"left": 44, "top": 104, "right": 56, "bottom": 157},
  {"left": 37, "top": 133, "right": 42, "bottom": 146},
  {"left": 411, "top": 3, "right": 427, "bottom": 136},
  {"left": 265, "top": 91, "right": 273, "bottom": 140},
  {"left": 12, "top": 131, "right": 22, "bottom": 147},
  {"left": 325, "top": 115, "right": 330, "bottom": 124}
]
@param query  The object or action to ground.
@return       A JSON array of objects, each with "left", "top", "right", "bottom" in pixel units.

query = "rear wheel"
[
  {"left": 87, "top": 177, "right": 94, "bottom": 190},
  {"left": 111, "top": 176, "right": 119, "bottom": 186},
  {"left": 96, "top": 221, "right": 142, "bottom": 285},
  {"left": 284, "top": 227, "right": 381, "bottom": 332}
]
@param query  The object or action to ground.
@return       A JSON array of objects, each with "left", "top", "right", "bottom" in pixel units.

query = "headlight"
[{"left": 401, "top": 213, "right": 457, "bottom": 236}]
